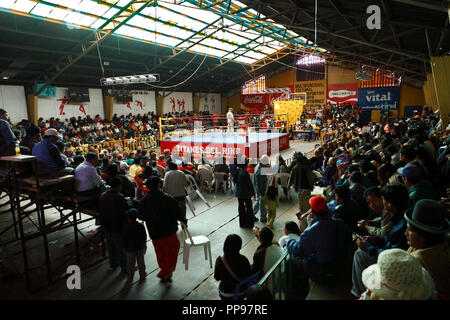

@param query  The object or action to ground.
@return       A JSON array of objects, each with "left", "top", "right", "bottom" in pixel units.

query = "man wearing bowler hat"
[{"left": 405, "top": 199, "right": 450, "bottom": 298}]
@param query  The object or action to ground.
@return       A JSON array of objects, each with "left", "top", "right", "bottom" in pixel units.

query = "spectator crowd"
[{"left": 0, "top": 104, "right": 449, "bottom": 300}]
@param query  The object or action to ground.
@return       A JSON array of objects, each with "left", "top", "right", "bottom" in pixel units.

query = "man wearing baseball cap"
[
  {"left": 286, "top": 196, "right": 351, "bottom": 284},
  {"left": 32, "top": 128, "right": 74, "bottom": 177},
  {"left": 397, "top": 163, "right": 438, "bottom": 207}
]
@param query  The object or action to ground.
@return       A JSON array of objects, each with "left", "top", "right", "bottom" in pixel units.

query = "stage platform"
[{"left": 160, "top": 132, "right": 289, "bottom": 160}]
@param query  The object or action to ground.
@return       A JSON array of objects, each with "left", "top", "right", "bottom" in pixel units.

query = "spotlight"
[{"left": 100, "top": 74, "right": 160, "bottom": 86}]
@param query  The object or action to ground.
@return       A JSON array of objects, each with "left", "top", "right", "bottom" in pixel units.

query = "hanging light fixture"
[{"left": 100, "top": 74, "right": 160, "bottom": 86}]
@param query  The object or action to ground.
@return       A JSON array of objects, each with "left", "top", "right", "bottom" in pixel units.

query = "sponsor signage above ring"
[{"left": 357, "top": 86, "right": 399, "bottom": 110}]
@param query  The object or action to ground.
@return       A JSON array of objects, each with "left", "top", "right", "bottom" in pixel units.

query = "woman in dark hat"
[{"left": 405, "top": 199, "right": 450, "bottom": 298}]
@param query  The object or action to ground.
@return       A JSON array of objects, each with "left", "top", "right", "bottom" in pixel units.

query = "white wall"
[
  {"left": 113, "top": 90, "right": 156, "bottom": 117},
  {"left": 0, "top": 85, "right": 28, "bottom": 124},
  {"left": 196, "top": 93, "right": 221, "bottom": 114},
  {"left": 38, "top": 87, "right": 105, "bottom": 121},
  {"left": 162, "top": 91, "right": 193, "bottom": 114}
]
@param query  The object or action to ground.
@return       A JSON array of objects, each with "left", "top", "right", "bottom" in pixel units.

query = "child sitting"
[
  {"left": 278, "top": 221, "right": 301, "bottom": 249},
  {"left": 262, "top": 186, "right": 279, "bottom": 228}
]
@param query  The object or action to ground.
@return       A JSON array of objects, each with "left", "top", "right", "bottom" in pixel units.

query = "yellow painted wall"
[
  {"left": 221, "top": 97, "right": 228, "bottom": 114},
  {"left": 227, "top": 93, "right": 241, "bottom": 112},
  {"left": 327, "top": 65, "right": 358, "bottom": 85},
  {"left": 371, "top": 110, "right": 381, "bottom": 123},
  {"left": 397, "top": 84, "right": 425, "bottom": 118},
  {"left": 102, "top": 95, "right": 114, "bottom": 121},
  {"left": 26, "top": 94, "right": 38, "bottom": 125},
  {"left": 265, "top": 69, "right": 296, "bottom": 87},
  {"left": 425, "top": 73, "right": 439, "bottom": 111},
  {"left": 156, "top": 95, "right": 164, "bottom": 116},
  {"left": 430, "top": 56, "right": 450, "bottom": 128},
  {"left": 193, "top": 96, "right": 200, "bottom": 114}
]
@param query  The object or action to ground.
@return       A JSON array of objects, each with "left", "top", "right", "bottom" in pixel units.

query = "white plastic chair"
[
  {"left": 214, "top": 172, "right": 229, "bottom": 193},
  {"left": 180, "top": 222, "right": 212, "bottom": 270},
  {"left": 197, "top": 167, "right": 214, "bottom": 192},
  {"left": 185, "top": 174, "right": 211, "bottom": 212}
]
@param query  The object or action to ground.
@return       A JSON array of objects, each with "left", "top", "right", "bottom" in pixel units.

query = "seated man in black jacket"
[
  {"left": 333, "top": 184, "right": 363, "bottom": 233},
  {"left": 137, "top": 176, "right": 186, "bottom": 282}
]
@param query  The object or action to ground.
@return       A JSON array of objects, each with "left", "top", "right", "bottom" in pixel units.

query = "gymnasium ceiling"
[{"left": 0, "top": 0, "right": 448, "bottom": 95}]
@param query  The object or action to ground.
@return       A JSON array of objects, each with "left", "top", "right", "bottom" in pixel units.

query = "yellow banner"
[{"left": 294, "top": 80, "right": 326, "bottom": 108}]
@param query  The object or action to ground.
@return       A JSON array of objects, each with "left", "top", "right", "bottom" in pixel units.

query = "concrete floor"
[{"left": 0, "top": 140, "right": 354, "bottom": 300}]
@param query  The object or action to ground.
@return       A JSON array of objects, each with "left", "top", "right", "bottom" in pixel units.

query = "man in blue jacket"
[
  {"left": 287, "top": 196, "right": 351, "bottom": 285},
  {"left": 32, "top": 128, "right": 74, "bottom": 177}
]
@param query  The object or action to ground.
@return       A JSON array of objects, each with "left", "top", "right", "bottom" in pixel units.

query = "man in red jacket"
[{"left": 137, "top": 176, "right": 186, "bottom": 282}]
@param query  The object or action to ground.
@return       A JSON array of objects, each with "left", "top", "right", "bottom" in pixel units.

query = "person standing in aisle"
[
  {"left": 123, "top": 208, "right": 147, "bottom": 284},
  {"left": 163, "top": 161, "right": 189, "bottom": 226},
  {"left": 138, "top": 177, "right": 186, "bottom": 282},
  {"left": 233, "top": 157, "right": 255, "bottom": 229}
]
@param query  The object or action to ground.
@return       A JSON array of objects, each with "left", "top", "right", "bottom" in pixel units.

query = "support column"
[
  {"left": 103, "top": 95, "right": 114, "bottom": 121},
  {"left": 156, "top": 94, "right": 164, "bottom": 117},
  {"left": 221, "top": 97, "right": 228, "bottom": 114},
  {"left": 193, "top": 95, "right": 200, "bottom": 114},
  {"left": 25, "top": 94, "right": 38, "bottom": 125},
  {"left": 426, "top": 73, "right": 439, "bottom": 109},
  {"left": 430, "top": 56, "right": 450, "bottom": 129}
]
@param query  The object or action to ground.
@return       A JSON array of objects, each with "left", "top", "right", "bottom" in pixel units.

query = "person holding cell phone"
[{"left": 351, "top": 184, "right": 409, "bottom": 298}]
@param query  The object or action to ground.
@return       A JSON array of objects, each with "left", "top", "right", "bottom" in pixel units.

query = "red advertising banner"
[
  {"left": 327, "top": 83, "right": 358, "bottom": 105},
  {"left": 160, "top": 134, "right": 290, "bottom": 161},
  {"left": 240, "top": 86, "right": 294, "bottom": 112}
]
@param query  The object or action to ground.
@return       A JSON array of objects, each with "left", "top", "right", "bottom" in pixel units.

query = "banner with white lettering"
[
  {"left": 327, "top": 83, "right": 358, "bottom": 105},
  {"left": 240, "top": 86, "right": 293, "bottom": 113},
  {"left": 358, "top": 86, "right": 399, "bottom": 110},
  {"left": 163, "top": 92, "right": 193, "bottom": 114}
]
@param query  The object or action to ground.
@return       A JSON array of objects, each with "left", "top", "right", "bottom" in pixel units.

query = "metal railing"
[
  {"left": 80, "top": 135, "right": 158, "bottom": 154},
  {"left": 257, "top": 251, "right": 294, "bottom": 300}
]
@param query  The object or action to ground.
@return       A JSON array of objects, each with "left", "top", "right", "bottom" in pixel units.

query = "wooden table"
[{"left": 0, "top": 155, "right": 38, "bottom": 290}]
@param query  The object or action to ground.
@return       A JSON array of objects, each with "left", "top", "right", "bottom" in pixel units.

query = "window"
[{"left": 242, "top": 75, "right": 265, "bottom": 94}]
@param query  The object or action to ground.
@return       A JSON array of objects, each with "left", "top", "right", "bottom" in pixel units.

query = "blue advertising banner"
[{"left": 357, "top": 86, "right": 399, "bottom": 110}]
